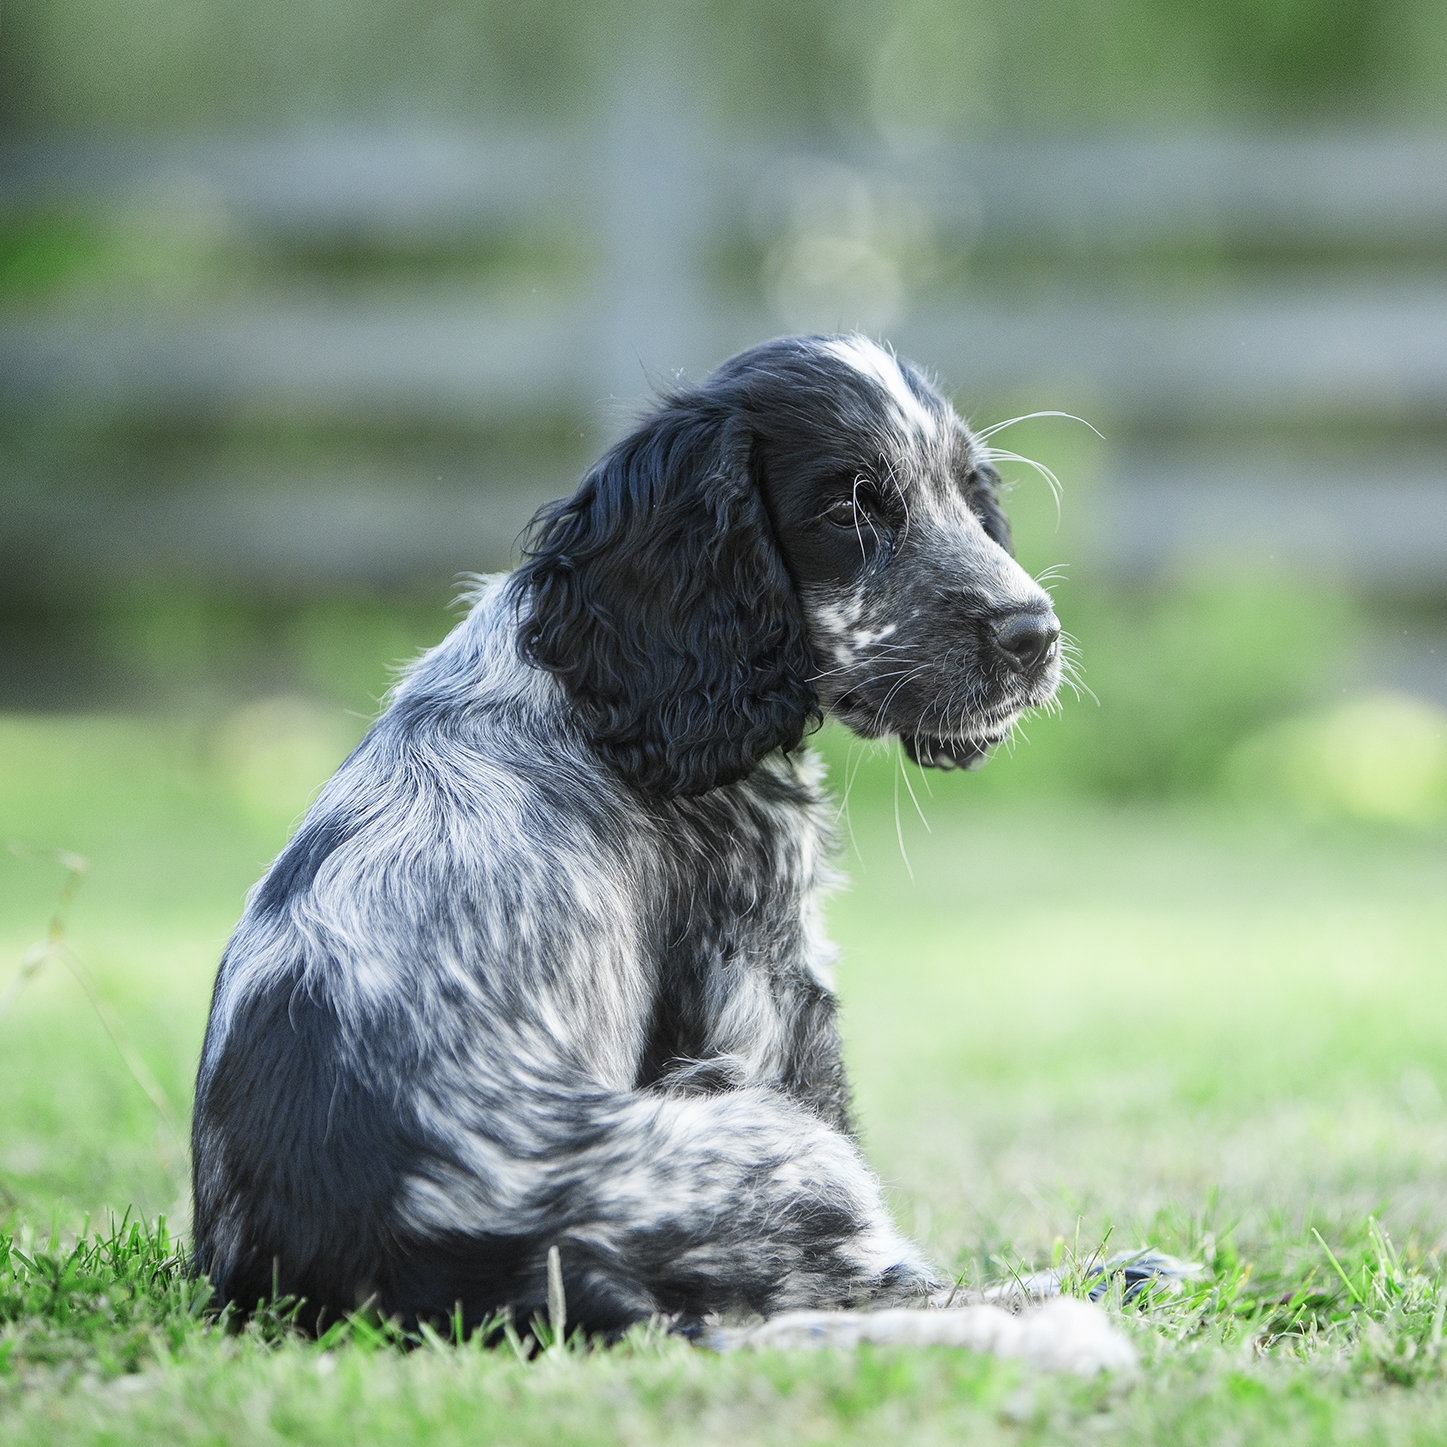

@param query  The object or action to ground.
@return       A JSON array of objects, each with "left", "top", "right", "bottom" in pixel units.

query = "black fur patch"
[{"left": 252, "top": 810, "right": 359, "bottom": 916}]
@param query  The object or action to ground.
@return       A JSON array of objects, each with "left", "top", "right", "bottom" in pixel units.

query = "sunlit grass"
[{"left": 2, "top": 710, "right": 1447, "bottom": 1442}]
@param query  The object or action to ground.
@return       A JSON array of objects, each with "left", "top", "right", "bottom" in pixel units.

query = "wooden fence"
[{"left": 2, "top": 127, "right": 1446, "bottom": 598}]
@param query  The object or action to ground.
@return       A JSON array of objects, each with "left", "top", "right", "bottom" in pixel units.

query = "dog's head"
[{"left": 515, "top": 335, "right": 1061, "bottom": 797}]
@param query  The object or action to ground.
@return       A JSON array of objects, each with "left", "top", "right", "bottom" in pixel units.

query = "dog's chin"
[
  {"left": 900, "top": 732, "right": 1002, "bottom": 771},
  {"left": 827, "top": 689, "right": 1024, "bottom": 771}
]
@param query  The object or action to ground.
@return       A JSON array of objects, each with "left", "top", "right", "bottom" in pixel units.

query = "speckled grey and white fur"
[{"left": 191, "top": 334, "right": 1062, "bottom": 1337}]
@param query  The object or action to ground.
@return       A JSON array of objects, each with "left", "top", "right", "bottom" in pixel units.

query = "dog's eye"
[{"left": 823, "top": 497, "right": 865, "bottom": 529}]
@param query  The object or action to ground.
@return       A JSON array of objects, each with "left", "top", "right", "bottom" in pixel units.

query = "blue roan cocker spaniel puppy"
[{"left": 191, "top": 335, "right": 1063, "bottom": 1335}]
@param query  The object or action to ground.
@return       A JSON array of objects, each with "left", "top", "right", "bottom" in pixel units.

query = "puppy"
[{"left": 190, "top": 334, "right": 1062, "bottom": 1335}]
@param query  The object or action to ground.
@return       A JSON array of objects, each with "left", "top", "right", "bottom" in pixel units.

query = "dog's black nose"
[{"left": 991, "top": 610, "right": 1061, "bottom": 673}]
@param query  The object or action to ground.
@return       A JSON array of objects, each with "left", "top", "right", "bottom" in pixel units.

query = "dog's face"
[
  {"left": 734, "top": 337, "right": 1061, "bottom": 770},
  {"left": 518, "top": 334, "right": 1063, "bottom": 796}
]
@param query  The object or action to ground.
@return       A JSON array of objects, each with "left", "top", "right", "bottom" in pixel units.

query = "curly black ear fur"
[{"left": 513, "top": 399, "right": 820, "bottom": 797}]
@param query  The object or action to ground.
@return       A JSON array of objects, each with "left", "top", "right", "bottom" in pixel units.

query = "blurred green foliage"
[
  {"left": 2, "top": 0, "right": 1445, "bottom": 133},
  {"left": 0, "top": 213, "right": 586, "bottom": 308},
  {"left": 1028, "top": 576, "right": 1361, "bottom": 798}
]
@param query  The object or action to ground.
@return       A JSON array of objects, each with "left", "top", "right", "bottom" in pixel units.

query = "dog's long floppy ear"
[{"left": 515, "top": 403, "right": 819, "bottom": 797}]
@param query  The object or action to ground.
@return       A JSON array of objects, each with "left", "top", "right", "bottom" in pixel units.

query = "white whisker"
[
  {"left": 983, "top": 446, "right": 1064, "bottom": 527},
  {"left": 973, "top": 410, "right": 1104, "bottom": 443}
]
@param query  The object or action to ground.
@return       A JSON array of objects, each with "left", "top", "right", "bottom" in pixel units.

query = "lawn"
[{"left": 3, "top": 708, "right": 1447, "bottom": 1443}]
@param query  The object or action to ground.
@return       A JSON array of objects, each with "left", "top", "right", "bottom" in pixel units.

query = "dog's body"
[{"left": 191, "top": 335, "right": 1062, "bottom": 1334}]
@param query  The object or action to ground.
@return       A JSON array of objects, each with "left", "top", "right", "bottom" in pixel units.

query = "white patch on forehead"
[{"left": 824, "top": 337, "right": 936, "bottom": 439}]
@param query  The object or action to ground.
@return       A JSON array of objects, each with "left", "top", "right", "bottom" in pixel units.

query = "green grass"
[{"left": 3, "top": 709, "right": 1447, "bottom": 1443}]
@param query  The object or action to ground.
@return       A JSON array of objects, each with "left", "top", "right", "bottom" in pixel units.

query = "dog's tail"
[{"left": 390, "top": 1081, "right": 936, "bottom": 1335}]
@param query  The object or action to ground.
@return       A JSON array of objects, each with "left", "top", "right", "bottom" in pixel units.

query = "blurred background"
[
  {"left": 3, "top": 0, "right": 1447, "bottom": 813},
  {"left": 2, "top": 1, "right": 1446, "bottom": 1248}
]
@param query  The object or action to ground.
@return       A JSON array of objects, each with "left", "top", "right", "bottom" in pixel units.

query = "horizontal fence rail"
[
  {"left": 7, "top": 286, "right": 1447, "bottom": 421},
  {"left": 7, "top": 131, "right": 1447, "bottom": 243}
]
